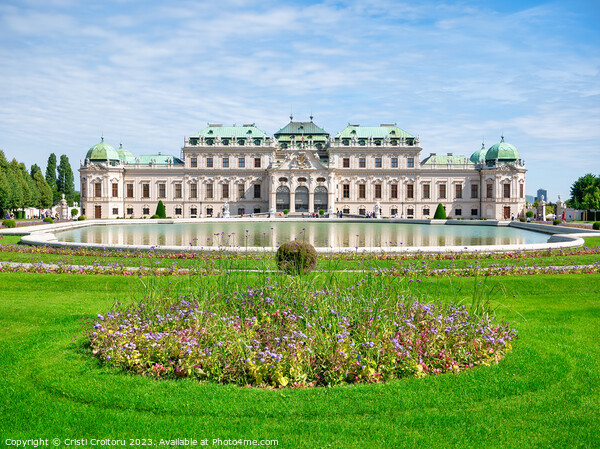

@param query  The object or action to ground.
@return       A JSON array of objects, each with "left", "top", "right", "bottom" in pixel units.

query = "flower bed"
[{"left": 87, "top": 283, "right": 517, "bottom": 387}]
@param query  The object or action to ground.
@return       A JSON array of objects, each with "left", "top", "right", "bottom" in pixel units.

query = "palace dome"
[
  {"left": 469, "top": 142, "right": 488, "bottom": 164},
  {"left": 485, "top": 136, "right": 520, "bottom": 162},
  {"left": 86, "top": 137, "right": 120, "bottom": 162},
  {"left": 116, "top": 143, "right": 135, "bottom": 164}
]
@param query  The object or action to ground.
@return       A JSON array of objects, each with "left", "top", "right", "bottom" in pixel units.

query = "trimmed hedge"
[
  {"left": 433, "top": 203, "right": 447, "bottom": 219},
  {"left": 593, "top": 221, "right": 600, "bottom": 230},
  {"left": 526, "top": 211, "right": 534, "bottom": 218},
  {"left": 78, "top": 215, "right": 85, "bottom": 221},
  {"left": 276, "top": 241, "right": 318, "bottom": 275},
  {"left": 553, "top": 219, "right": 562, "bottom": 226},
  {"left": 155, "top": 201, "right": 167, "bottom": 219},
  {"left": 43, "top": 217, "right": 53, "bottom": 224},
  {"left": 2, "top": 219, "right": 16, "bottom": 228}
]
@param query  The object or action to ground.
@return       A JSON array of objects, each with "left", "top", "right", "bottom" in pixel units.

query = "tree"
[
  {"left": 0, "top": 169, "right": 9, "bottom": 216},
  {"left": 581, "top": 187, "right": 600, "bottom": 211},
  {"left": 45, "top": 153, "right": 58, "bottom": 203},
  {"left": 56, "top": 155, "right": 75, "bottom": 205},
  {"left": 33, "top": 170, "right": 53, "bottom": 209},
  {"left": 569, "top": 174, "right": 600, "bottom": 209},
  {"left": 30, "top": 164, "right": 41, "bottom": 178},
  {"left": 433, "top": 203, "right": 447, "bottom": 219}
]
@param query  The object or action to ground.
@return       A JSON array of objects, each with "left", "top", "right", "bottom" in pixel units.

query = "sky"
[{"left": 0, "top": 0, "right": 599, "bottom": 202}]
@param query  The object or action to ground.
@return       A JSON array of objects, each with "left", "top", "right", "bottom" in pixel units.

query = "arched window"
[
  {"left": 295, "top": 186, "right": 309, "bottom": 212},
  {"left": 276, "top": 186, "right": 290, "bottom": 212},
  {"left": 314, "top": 186, "right": 328, "bottom": 212}
]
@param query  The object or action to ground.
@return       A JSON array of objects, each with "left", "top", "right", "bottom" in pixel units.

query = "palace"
[{"left": 79, "top": 117, "right": 526, "bottom": 220}]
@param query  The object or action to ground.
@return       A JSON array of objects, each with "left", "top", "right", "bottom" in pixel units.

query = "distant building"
[
  {"left": 525, "top": 195, "right": 535, "bottom": 204},
  {"left": 79, "top": 118, "right": 527, "bottom": 220},
  {"left": 537, "top": 189, "right": 548, "bottom": 202}
]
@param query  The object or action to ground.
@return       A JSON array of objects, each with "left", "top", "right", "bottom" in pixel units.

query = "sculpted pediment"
[{"left": 278, "top": 150, "right": 328, "bottom": 171}]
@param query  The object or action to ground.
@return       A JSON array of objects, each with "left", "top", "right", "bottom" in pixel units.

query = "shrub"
[
  {"left": 283, "top": 209, "right": 289, "bottom": 215},
  {"left": 519, "top": 217, "right": 527, "bottom": 222},
  {"left": 319, "top": 209, "right": 325, "bottom": 216},
  {"left": 71, "top": 208, "right": 78, "bottom": 217},
  {"left": 433, "top": 203, "right": 447, "bottom": 219},
  {"left": 553, "top": 219, "right": 562, "bottom": 226},
  {"left": 526, "top": 211, "right": 534, "bottom": 218},
  {"left": 78, "top": 215, "right": 85, "bottom": 221},
  {"left": 2, "top": 219, "right": 16, "bottom": 228},
  {"left": 150, "top": 214, "right": 160, "bottom": 219},
  {"left": 155, "top": 200, "right": 167, "bottom": 219},
  {"left": 43, "top": 217, "right": 53, "bottom": 224},
  {"left": 276, "top": 241, "right": 318, "bottom": 275},
  {"left": 593, "top": 221, "right": 600, "bottom": 230},
  {"left": 15, "top": 211, "right": 24, "bottom": 219}
]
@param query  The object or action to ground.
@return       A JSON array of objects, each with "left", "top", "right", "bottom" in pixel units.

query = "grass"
[{"left": 1, "top": 269, "right": 599, "bottom": 448}]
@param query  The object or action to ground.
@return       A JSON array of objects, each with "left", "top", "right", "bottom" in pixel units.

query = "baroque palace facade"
[{"left": 79, "top": 117, "right": 526, "bottom": 220}]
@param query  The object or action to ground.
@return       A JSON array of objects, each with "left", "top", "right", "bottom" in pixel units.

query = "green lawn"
[{"left": 1, "top": 271, "right": 599, "bottom": 448}]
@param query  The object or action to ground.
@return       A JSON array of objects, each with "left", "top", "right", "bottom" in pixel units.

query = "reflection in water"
[{"left": 55, "top": 221, "right": 551, "bottom": 248}]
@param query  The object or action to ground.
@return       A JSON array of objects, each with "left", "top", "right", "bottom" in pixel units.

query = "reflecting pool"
[{"left": 54, "top": 221, "right": 551, "bottom": 248}]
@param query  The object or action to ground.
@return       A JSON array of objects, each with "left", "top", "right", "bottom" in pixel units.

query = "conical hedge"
[
  {"left": 433, "top": 203, "right": 447, "bottom": 219},
  {"left": 155, "top": 200, "right": 166, "bottom": 218}
]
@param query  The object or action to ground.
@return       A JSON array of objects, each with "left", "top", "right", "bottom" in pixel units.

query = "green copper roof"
[
  {"left": 135, "top": 154, "right": 184, "bottom": 165},
  {"left": 86, "top": 137, "right": 120, "bottom": 161},
  {"left": 117, "top": 143, "right": 136, "bottom": 164},
  {"left": 485, "top": 136, "right": 520, "bottom": 161},
  {"left": 422, "top": 154, "right": 473, "bottom": 165},
  {"left": 275, "top": 119, "right": 329, "bottom": 138},
  {"left": 470, "top": 142, "right": 488, "bottom": 164},
  {"left": 191, "top": 124, "right": 268, "bottom": 139},
  {"left": 335, "top": 124, "right": 413, "bottom": 139}
]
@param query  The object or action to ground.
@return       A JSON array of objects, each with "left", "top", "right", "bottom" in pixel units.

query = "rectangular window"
[
  {"left": 391, "top": 157, "right": 398, "bottom": 168},
  {"left": 471, "top": 184, "right": 479, "bottom": 199},
  {"left": 94, "top": 183, "right": 101, "bottom": 198},
  {"left": 126, "top": 184, "right": 134, "bottom": 198},
  {"left": 238, "top": 208, "right": 245, "bottom": 216},
  {"left": 455, "top": 184, "right": 462, "bottom": 199},
  {"left": 504, "top": 184, "right": 511, "bottom": 198},
  {"left": 359, "top": 184, "right": 366, "bottom": 198},
  {"left": 375, "top": 184, "right": 382, "bottom": 199},
  {"left": 143, "top": 207, "right": 150, "bottom": 215},
  {"left": 471, "top": 208, "right": 478, "bottom": 216},
  {"left": 112, "top": 183, "right": 118, "bottom": 198},
  {"left": 207, "top": 207, "right": 213, "bottom": 217},
  {"left": 391, "top": 184, "right": 398, "bottom": 199},
  {"left": 456, "top": 209, "right": 462, "bottom": 216},
  {"left": 142, "top": 183, "right": 150, "bottom": 198},
  {"left": 158, "top": 183, "right": 166, "bottom": 199},
  {"left": 343, "top": 184, "right": 350, "bottom": 198},
  {"left": 207, "top": 157, "right": 213, "bottom": 168},
  {"left": 423, "top": 184, "right": 430, "bottom": 199},
  {"left": 126, "top": 207, "right": 133, "bottom": 215},
  {"left": 190, "top": 183, "right": 197, "bottom": 199},
  {"left": 191, "top": 157, "right": 197, "bottom": 168},
  {"left": 487, "top": 183, "right": 493, "bottom": 198},
  {"left": 423, "top": 208, "right": 430, "bottom": 216},
  {"left": 206, "top": 183, "right": 213, "bottom": 199},
  {"left": 343, "top": 158, "right": 350, "bottom": 168},
  {"left": 190, "top": 207, "right": 197, "bottom": 216},
  {"left": 254, "top": 157, "right": 261, "bottom": 168},
  {"left": 175, "top": 207, "right": 182, "bottom": 215},
  {"left": 407, "top": 157, "right": 414, "bottom": 168},
  {"left": 222, "top": 183, "right": 229, "bottom": 199},
  {"left": 375, "top": 157, "right": 382, "bottom": 168},
  {"left": 407, "top": 208, "right": 414, "bottom": 216},
  {"left": 407, "top": 184, "right": 414, "bottom": 199},
  {"left": 174, "top": 183, "right": 182, "bottom": 199},
  {"left": 520, "top": 184, "right": 524, "bottom": 198},
  {"left": 238, "top": 184, "right": 245, "bottom": 199},
  {"left": 239, "top": 157, "right": 245, "bottom": 168},
  {"left": 223, "top": 157, "right": 229, "bottom": 168},
  {"left": 359, "top": 208, "right": 366, "bottom": 216},
  {"left": 439, "top": 184, "right": 446, "bottom": 199},
  {"left": 112, "top": 208, "right": 118, "bottom": 215},
  {"left": 254, "top": 184, "right": 261, "bottom": 199},
  {"left": 359, "top": 157, "right": 366, "bottom": 168}
]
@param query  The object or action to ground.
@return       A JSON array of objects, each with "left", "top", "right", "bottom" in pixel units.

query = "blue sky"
[{"left": 0, "top": 0, "right": 598, "bottom": 201}]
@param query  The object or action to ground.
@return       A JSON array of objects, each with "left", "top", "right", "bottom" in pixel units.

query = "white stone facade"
[{"left": 79, "top": 126, "right": 527, "bottom": 220}]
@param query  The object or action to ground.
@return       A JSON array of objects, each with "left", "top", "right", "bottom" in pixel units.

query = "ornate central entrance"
[
  {"left": 314, "top": 186, "right": 328, "bottom": 212},
  {"left": 295, "top": 186, "right": 309, "bottom": 212},
  {"left": 276, "top": 186, "right": 290, "bottom": 211}
]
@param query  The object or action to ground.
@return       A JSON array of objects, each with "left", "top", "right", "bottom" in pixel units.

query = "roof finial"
[
  {"left": 501, "top": 130, "right": 504, "bottom": 142},
  {"left": 310, "top": 113, "right": 313, "bottom": 122},
  {"left": 290, "top": 113, "right": 293, "bottom": 121}
]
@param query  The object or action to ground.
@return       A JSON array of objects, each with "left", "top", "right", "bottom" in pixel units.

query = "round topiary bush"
[
  {"left": 593, "top": 221, "right": 600, "bottom": 230},
  {"left": 553, "top": 219, "right": 562, "bottom": 226},
  {"left": 150, "top": 214, "right": 160, "bottom": 219},
  {"left": 526, "top": 211, "right": 534, "bottom": 218},
  {"left": 2, "top": 219, "right": 16, "bottom": 228},
  {"left": 43, "top": 217, "right": 53, "bottom": 224},
  {"left": 276, "top": 240, "right": 318, "bottom": 275},
  {"left": 519, "top": 217, "right": 526, "bottom": 222},
  {"left": 78, "top": 215, "right": 85, "bottom": 221}
]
